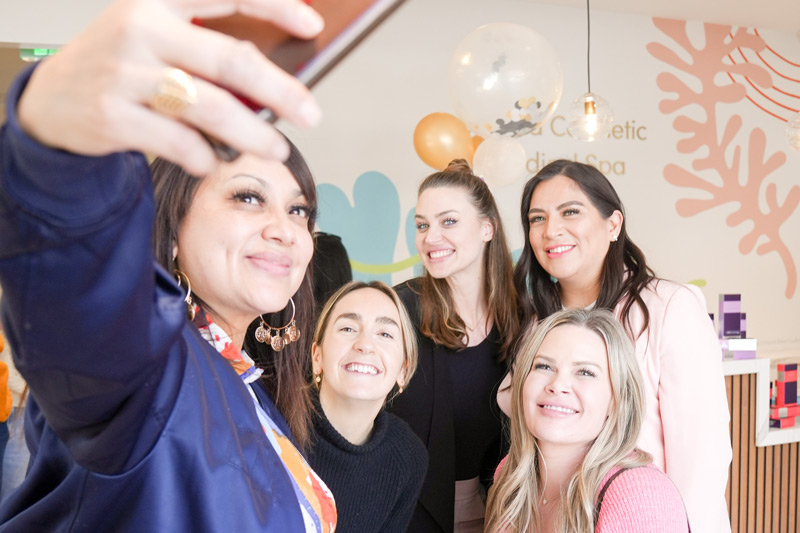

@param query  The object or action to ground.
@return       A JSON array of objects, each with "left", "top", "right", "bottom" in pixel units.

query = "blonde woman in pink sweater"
[
  {"left": 486, "top": 308, "right": 689, "bottom": 533},
  {"left": 510, "top": 159, "right": 730, "bottom": 532}
]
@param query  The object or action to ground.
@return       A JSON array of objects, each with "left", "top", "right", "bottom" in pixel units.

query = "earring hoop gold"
[
  {"left": 174, "top": 269, "right": 195, "bottom": 320},
  {"left": 254, "top": 298, "right": 300, "bottom": 352}
]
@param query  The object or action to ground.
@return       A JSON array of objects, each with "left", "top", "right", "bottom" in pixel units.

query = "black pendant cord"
[{"left": 586, "top": 0, "right": 592, "bottom": 94}]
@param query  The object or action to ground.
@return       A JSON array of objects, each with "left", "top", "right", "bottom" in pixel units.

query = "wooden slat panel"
[
  {"left": 755, "top": 443, "right": 764, "bottom": 533},
  {"left": 746, "top": 374, "right": 756, "bottom": 533},
  {"left": 764, "top": 444, "right": 772, "bottom": 533},
  {"left": 724, "top": 368, "right": 800, "bottom": 533},
  {"left": 789, "top": 442, "right": 797, "bottom": 533},
  {"left": 731, "top": 374, "right": 741, "bottom": 532},
  {"left": 739, "top": 374, "right": 749, "bottom": 529},
  {"left": 781, "top": 444, "right": 789, "bottom": 532},
  {"left": 772, "top": 442, "right": 780, "bottom": 532}
]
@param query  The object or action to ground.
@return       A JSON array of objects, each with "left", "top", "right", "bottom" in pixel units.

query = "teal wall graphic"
[{"left": 317, "top": 171, "right": 419, "bottom": 284}]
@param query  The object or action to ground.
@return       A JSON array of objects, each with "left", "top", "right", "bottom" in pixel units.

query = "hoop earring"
[
  {"left": 254, "top": 298, "right": 300, "bottom": 352},
  {"left": 174, "top": 270, "right": 195, "bottom": 320}
]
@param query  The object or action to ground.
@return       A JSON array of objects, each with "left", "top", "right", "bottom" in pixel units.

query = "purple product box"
[
  {"left": 770, "top": 416, "right": 800, "bottom": 429},
  {"left": 718, "top": 294, "right": 742, "bottom": 338},
  {"left": 739, "top": 313, "right": 746, "bottom": 339}
]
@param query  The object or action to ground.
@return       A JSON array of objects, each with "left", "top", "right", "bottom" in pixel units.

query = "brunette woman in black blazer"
[{"left": 388, "top": 160, "right": 519, "bottom": 532}]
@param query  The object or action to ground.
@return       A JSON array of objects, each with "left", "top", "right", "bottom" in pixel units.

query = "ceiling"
[
  {"left": 1, "top": 0, "right": 798, "bottom": 122},
  {"left": 530, "top": 0, "right": 800, "bottom": 34},
  {"left": 0, "top": 0, "right": 798, "bottom": 48}
]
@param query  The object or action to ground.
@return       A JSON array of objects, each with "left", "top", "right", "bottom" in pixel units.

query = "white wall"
[
  {"left": 278, "top": 0, "right": 800, "bottom": 354},
  {"left": 0, "top": 1, "right": 110, "bottom": 47},
  {"left": 0, "top": 0, "right": 797, "bottom": 353}
]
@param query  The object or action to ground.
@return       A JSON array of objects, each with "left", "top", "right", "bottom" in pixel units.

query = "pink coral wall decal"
[{"left": 648, "top": 18, "right": 800, "bottom": 298}]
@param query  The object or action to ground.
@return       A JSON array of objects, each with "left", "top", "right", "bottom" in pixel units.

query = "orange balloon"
[
  {"left": 471, "top": 135, "right": 485, "bottom": 152},
  {"left": 413, "top": 112, "right": 474, "bottom": 170}
]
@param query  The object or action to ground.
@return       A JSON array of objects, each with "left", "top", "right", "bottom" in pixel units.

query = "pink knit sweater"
[
  {"left": 492, "top": 458, "right": 690, "bottom": 532},
  {"left": 595, "top": 464, "right": 690, "bottom": 533}
]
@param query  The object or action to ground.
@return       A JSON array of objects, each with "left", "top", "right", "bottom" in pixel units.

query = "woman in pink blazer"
[{"left": 506, "top": 159, "right": 731, "bottom": 532}]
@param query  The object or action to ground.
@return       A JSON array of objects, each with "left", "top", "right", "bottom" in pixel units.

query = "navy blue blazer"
[{"left": 0, "top": 67, "right": 309, "bottom": 532}]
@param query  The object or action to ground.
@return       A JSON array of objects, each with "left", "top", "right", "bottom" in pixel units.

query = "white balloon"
[
  {"left": 472, "top": 136, "right": 528, "bottom": 188},
  {"left": 448, "top": 23, "right": 563, "bottom": 138}
]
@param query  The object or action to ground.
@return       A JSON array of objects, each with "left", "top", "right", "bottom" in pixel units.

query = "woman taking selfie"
[
  {"left": 508, "top": 159, "right": 730, "bottom": 532},
  {"left": 0, "top": 0, "right": 337, "bottom": 530},
  {"left": 390, "top": 160, "right": 519, "bottom": 533}
]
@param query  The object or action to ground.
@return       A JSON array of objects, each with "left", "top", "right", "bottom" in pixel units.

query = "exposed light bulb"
[{"left": 567, "top": 92, "right": 613, "bottom": 141}]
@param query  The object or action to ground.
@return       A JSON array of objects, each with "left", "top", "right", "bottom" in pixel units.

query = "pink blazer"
[{"left": 619, "top": 280, "right": 731, "bottom": 533}]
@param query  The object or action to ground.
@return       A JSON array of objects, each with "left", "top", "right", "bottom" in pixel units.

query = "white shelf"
[{"left": 722, "top": 358, "right": 800, "bottom": 447}]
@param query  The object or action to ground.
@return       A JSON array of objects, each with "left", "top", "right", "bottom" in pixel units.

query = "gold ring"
[{"left": 149, "top": 67, "right": 197, "bottom": 118}]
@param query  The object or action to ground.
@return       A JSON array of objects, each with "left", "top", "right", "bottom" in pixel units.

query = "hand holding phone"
[{"left": 195, "top": 0, "right": 405, "bottom": 161}]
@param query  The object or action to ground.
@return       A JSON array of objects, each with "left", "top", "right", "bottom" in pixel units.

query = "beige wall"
[{"left": 1, "top": 0, "right": 798, "bottom": 355}]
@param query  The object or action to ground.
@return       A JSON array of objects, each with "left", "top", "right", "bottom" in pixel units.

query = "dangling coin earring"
[
  {"left": 255, "top": 298, "right": 300, "bottom": 352},
  {"left": 313, "top": 373, "right": 322, "bottom": 390},
  {"left": 174, "top": 270, "right": 195, "bottom": 320}
]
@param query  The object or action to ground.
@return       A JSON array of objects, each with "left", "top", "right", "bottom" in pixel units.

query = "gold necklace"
[{"left": 462, "top": 309, "right": 488, "bottom": 331}]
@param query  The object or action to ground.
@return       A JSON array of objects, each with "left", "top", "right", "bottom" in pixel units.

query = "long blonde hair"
[{"left": 485, "top": 309, "right": 651, "bottom": 533}]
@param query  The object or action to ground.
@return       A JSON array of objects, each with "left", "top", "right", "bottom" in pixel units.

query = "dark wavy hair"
[
  {"left": 151, "top": 135, "right": 317, "bottom": 451},
  {"left": 417, "top": 159, "right": 519, "bottom": 361},
  {"left": 312, "top": 232, "right": 352, "bottom": 314},
  {"left": 513, "top": 159, "right": 655, "bottom": 339}
]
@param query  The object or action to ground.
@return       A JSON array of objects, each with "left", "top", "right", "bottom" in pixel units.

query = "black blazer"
[{"left": 388, "top": 279, "right": 508, "bottom": 533}]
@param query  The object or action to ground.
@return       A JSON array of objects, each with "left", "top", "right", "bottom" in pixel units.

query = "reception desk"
[{"left": 724, "top": 358, "right": 800, "bottom": 533}]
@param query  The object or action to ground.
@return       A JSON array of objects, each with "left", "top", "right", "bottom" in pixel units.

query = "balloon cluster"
[{"left": 413, "top": 23, "right": 562, "bottom": 187}]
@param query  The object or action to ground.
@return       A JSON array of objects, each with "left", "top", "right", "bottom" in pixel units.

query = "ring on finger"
[{"left": 149, "top": 67, "right": 198, "bottom": 119}]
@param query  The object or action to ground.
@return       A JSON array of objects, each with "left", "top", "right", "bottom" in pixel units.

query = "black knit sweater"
[{"left": 307, "top": 399, "right": 428, "bottom": 533}]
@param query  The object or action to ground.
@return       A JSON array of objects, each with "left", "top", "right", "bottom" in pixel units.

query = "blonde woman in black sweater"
[{"left": 307, "top": 281, "right": 427, "bottom": 533}]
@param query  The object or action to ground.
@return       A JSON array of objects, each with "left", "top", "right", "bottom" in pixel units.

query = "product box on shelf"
[{"left": 718, "top": 294, "right": 742, "bottom": 338}]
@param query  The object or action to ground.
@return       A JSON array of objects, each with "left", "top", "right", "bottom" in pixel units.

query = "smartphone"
[{"left": 195, "top": 0, "right": 406, "bottom": 161}]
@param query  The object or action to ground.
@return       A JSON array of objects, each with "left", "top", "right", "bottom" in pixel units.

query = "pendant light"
[{"left": 567, "top": 0, "right": 614, "bottom": 141}]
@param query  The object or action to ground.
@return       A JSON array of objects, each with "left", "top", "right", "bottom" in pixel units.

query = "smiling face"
[
  {"left": 522, "top": 323, "right": 613, "bottom": 454},
  {"left": 312, "top": 288, "right": 407, "bottom": 409},
  {"left": 527, "top": 175, "right": 621, "bottom": 297},
  {"left": 175, "top": 153, "right": 313, "bottom": 337},
  {"left": 415, "top": 186, "right": 494, "bottom": 281}
]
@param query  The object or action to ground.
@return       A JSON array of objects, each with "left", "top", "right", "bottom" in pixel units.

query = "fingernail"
[
  {"left": 300, "top": 4, "right": 325, "bottom": 34},
  {"left": 297, "top": 99, "right": 322, "bottom": 127}
]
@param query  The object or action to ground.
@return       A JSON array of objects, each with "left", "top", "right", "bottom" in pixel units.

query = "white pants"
[{"left": 454, "top": 476, "right": 485, "bottom": 533}]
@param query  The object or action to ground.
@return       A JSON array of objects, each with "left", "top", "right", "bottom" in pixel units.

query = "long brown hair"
[
  {"left": 513, "top": 159, "right": 655, "bottom": 340},
  {"left": 417, "top": 159, "right": 518, "bottom": 361},
  {"left": 152, "top": 135, "right": 317, "bottom": 450}
]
